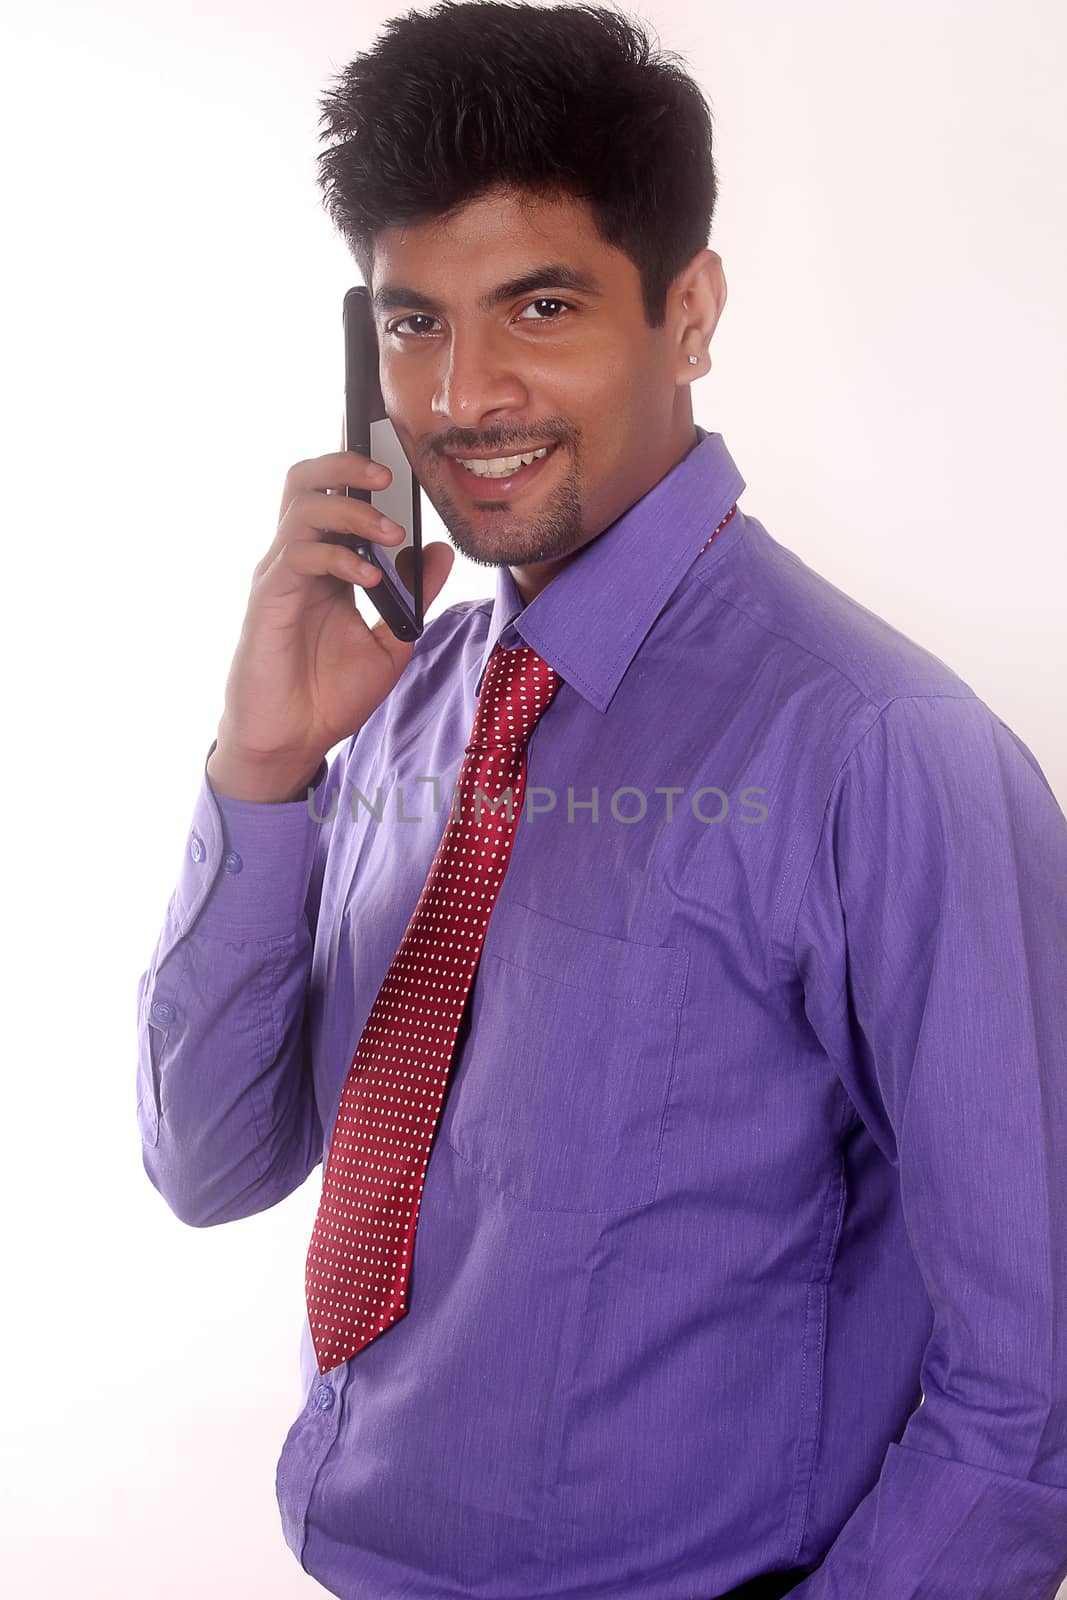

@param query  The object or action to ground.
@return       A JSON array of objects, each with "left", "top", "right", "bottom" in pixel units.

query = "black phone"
[{"left": 339, "top": 285, "right": 424, "bottom": 640}]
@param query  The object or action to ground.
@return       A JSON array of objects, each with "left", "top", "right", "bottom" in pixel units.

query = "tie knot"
[{"left": 467, "top": 641, "right": 563, "bottom": 752}]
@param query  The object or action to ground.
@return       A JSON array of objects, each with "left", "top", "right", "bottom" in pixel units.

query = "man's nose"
[{"left": 430, "top": 333, "right": 529, "bottom": 429}]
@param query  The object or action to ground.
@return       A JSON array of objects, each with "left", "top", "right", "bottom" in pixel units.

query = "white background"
[{"left": 2, "top": 1, "right": 1065, "bottom": 1595}]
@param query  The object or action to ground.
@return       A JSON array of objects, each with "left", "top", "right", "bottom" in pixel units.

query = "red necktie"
[{"left": 305, "top": 639, "right": 564, "bottom": 1373}]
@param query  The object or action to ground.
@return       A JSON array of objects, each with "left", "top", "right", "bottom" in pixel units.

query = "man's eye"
[
  {"left": 516, "top": 298, "right": 570, "bottom": 321},
  {"left": 386, "top": 298, "right": 572, "bottom": 337},
  {"left": 387, "top": 314, "right": 439, "bottom": 336}
]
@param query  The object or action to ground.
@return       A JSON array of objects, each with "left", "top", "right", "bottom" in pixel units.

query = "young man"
[{"left": 136, "top": 5, "right": 1067, "bottom": 1597}]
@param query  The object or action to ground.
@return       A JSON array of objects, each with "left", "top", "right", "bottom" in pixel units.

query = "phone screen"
[{"left": 366, "top": 414, "right": 421, "bottom": 618}]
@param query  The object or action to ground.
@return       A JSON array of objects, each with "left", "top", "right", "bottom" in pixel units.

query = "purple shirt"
[{"left": 136, "top": 427, "right": 1067, "bottom": 1599}]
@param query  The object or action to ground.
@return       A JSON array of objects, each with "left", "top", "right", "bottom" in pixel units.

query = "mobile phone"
[{"left": 338, "top": 285, "right": 423, "bottom": 640}]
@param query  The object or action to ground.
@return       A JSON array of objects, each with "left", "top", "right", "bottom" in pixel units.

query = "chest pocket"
[{"left": 443, "top": 899, "right": 689, "bottom": 1215}]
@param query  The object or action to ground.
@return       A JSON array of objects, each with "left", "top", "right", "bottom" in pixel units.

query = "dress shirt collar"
[{"left": 473, "top": 425, "right": 747, "bottom": 711}]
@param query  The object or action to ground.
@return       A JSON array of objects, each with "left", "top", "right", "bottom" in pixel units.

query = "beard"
[{"left": 423, "top": 455, "right": 585, "bottom": 571}]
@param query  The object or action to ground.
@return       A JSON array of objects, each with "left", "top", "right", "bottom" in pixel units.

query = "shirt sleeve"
[
  {"left": 135, "top": 737, "right": 341, "bottom": 1227},
  {"left": 789, "top": 693, "right": 1067, "bottom": 1600}
]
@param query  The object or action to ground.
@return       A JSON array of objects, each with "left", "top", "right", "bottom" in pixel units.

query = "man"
[{"left": 135, "top": 4, "right": 1067, "bottom": 1597}]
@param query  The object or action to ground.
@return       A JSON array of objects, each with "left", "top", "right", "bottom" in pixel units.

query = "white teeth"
[{"left": 457, "top": 445, "right": 550, "bottom": 478}]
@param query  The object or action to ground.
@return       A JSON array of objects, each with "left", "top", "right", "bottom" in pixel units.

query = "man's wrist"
[{"left": 206, "top": 746, "right": 325, "bottom": 804}]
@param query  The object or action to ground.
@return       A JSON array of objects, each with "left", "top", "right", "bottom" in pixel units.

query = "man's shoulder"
[
  {"left": 713, "top": 522, "right": 1060, "bottom": 816},
  {"left": 697, "top": 514, "right": 976, "bottom": 714}
]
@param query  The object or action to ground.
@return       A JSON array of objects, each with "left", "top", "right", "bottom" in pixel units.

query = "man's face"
[{"left": 369, "top": 186, "right": 722, "bottom": 604}]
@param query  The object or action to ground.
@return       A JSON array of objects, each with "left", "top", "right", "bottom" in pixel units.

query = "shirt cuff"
[{"left": 172, "top": 739, "right": 334, "bottom": 939}]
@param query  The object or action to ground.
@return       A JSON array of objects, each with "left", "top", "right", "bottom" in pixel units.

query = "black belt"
[{"left": 712, "top": 1564, "right": 817, "bottom": 1599}]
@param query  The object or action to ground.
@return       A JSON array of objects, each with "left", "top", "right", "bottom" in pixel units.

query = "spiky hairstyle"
[{"left": 315, "top": 0, "right": 719, "bottom": 328}]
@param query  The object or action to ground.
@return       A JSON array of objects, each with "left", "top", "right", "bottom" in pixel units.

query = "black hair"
[{"left": 314, "top": 0, "right": 719, "bottom": 329}]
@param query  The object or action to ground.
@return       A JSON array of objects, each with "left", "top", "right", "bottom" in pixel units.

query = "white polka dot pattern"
[
  {"left": 700, "top": 501, "right": 737, "bottom": 554},
  {"left": 304, "top": 640, "right": 564, "bottom": 1374}
]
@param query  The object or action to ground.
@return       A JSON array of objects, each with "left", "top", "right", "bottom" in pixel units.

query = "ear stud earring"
[{"left": 688, "top": 355, "right": 699, "bottom": 365}]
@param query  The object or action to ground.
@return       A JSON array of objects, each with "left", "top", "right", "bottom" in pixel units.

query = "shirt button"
[
  {"left": 189, "top": 833, "right": 205, "bottom": 864},
  {"left": 314, "top": 1384, "right": 335, "bottom": 1412},
  {"left": 151, "top": 1001, "right": 176, "bottom": 1024},
  {"left": 223, "top": 850, "right": 243, "bottom": 874}
]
